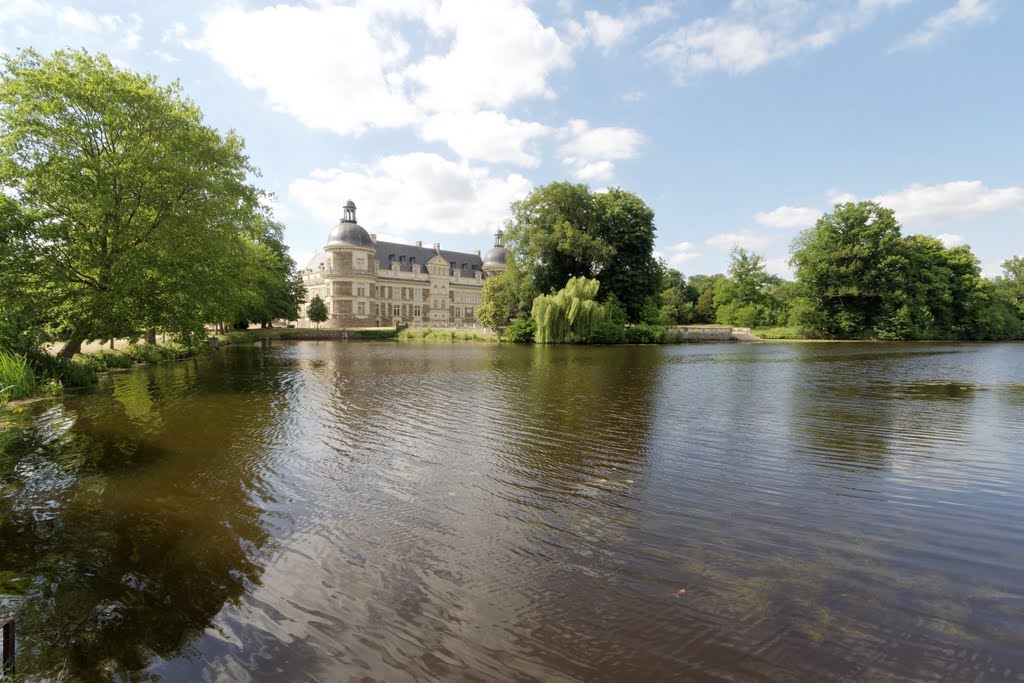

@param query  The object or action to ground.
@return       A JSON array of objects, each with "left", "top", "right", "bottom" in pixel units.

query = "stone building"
[{"left": 298, "top": 200, "right": 507, "bottom": 328}]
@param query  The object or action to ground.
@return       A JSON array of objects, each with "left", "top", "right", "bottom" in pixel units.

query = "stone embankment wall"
[{"left": 668, "top": 326, "right": 761, "bottom": 342}]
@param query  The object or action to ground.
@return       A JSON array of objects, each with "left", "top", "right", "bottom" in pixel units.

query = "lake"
[{"left": 1, "top": 341, "right": 1023, "bottom": 681}]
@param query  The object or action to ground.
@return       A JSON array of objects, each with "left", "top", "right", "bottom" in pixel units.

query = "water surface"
[{"left": 1, "top": 341, "right": 1023, "bottom": 681}]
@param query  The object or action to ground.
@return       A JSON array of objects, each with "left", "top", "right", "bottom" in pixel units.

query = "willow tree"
[
  {"left": 532, "top": 276, "right": 605, "bottom": 343},
  {"left": 0, "top": 49, "right": 266, "bottom": 356}
]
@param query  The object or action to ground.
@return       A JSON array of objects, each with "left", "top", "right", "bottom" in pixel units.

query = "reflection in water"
[
  {"left": 1, "top": 341, "right": 1023, "bottom": 681},
  {"left": 0, "top": 363, "right": 275, "bottom": 681}
]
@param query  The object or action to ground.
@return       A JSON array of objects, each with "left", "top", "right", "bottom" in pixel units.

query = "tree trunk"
[
  {"left": 58, "top": 333, "right": 84, "bottom": 359},
  {"left": 109, "top": 338, "right": 115, "bottom": 350},
  {"left": 146, "top": 328, "right": 157, "bottom": 345}
]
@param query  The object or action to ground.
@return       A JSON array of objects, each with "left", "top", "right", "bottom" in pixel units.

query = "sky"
[{"left": 1, "top": 0, "right": 1021, "bottom": 278}]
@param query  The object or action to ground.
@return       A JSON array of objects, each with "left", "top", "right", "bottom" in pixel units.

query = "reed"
[{"left": 0, "top": 350, "right": 37, "bottom": 404}]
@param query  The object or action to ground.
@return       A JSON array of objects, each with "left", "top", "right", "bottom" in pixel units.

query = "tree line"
[
  {"left": 478, "top": 183, "right": 1024, "bottom": 342},
  {"left": 0, "top": 49, "right": 303, "bottom": 394}
]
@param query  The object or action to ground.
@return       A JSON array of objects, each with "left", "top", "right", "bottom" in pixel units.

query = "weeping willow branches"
[{"left": 532, "top": 276, "right": 606, "bottom": 343}]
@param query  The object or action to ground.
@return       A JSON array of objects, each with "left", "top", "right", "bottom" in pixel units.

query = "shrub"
[
  {"left": 127, "top": 343, "right": 163, "bottom": 364},
  {"left": 224, "top": 330, "right": 259, "bottom": 344},
  {"left": 63, "top": 358, "right": 100, "bottom": 387},
  {"left": 505, "top": 317, "right": 536, "bottom": 343},
  {"left": 29, "top": 354, "right": 99, "bottom": 388},
  {"left": 95, "top": 350, "right": 134, "bottom": 368},
  {"left": 624, "top": 323, "right": 666, "bottom": 344},
  {"left": 586, "top": 320, "right": 625, "bottom": 344},
  {"left": 357, "top": 328, "right": 398, "bottom": 339},
  {"left": 0, "top": 350, "right": 36, "bottom": 403}
]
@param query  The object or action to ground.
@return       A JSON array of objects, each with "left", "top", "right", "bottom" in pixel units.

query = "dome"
[
  {"left": 326, "top": 220, "right": 374, "bottom": 248},
  {"left": 482, "top": 244, "right": 506, "bottom": 270},
  {"left": 326, "top": 200, "right": 374, "bottom": 248}
]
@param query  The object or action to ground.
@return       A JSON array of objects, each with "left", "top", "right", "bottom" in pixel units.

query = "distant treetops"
[{"left": 481, "top": 181, "right": 1023, "bottom": 343}]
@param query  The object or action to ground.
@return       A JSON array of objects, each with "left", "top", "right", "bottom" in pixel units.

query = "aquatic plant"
[{"left": 0, "top": 350, "right": 36, "bottom": 403}]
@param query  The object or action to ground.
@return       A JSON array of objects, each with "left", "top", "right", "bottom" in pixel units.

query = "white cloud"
[
  {"left": 194, "top": 4, "right": 418, "bottom": 136},
  {"left": 826, "top": 188, "right": 857, "bottom": 205},
  {"left": 288, "top": 153, "right": 531, "bottom": 238},
  {"left": 648, "top": 18, "right": 837, "bottom": 80},
  {"left": 189, "top": 1, "right": 571, "bottom": 166},
  {"left": 706, "top": 231, "right": 773, "bottom": 249},
  {"left": 559, "top": 119, "right": 645, "bottom": 181},
  {"left": 622, "top": 90, "right": 645, "bottom": 102},
  {"left": 871, "top": 180, "right": 1024, "bottom": 224},
  {"left": 764, "top": 257, "right": 794, "bottom": 278},
  {"left": 419, "top": 110, "right": 550, "bottom": 167},
  {"left": 892, "top": 0, "right": 993, "bottom": 51},
  {"left": 754, "top": 205, "right": 821, "bottom": 229},
  {"left": 0, "top": 2, "right": 141, "bottom": 50},
  {"left": 647, "top": 0, "right": 908, "bottom": 81},
  {"left": 57, "top": 6, "right": 118, "bottom": 32},
  {"left": 404, "top": 0, "right": 574, "bottom": 112},
  {"left": 660, "top": 241, "right": 701, "bottom": 267},
  {"left": 936, "top": 233, "right": 963, "bottom": 247},
  {"left": 568, "top": 3, "right": 672, "bottom": 52},
  {"left": 574, "top": 161, "right": 616, "bottom": 182}
]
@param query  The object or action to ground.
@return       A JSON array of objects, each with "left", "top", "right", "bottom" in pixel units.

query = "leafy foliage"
[
  {"left": 504, "top": 317, "right": 536, "bottom": 343},
  {"left": 0, "top": 350, "right": 36, "bottom": 403},
  {"left": 0, "top": 48, "right": 266, "bottom": 356},
  {"left": 307, "top": 295, "right": 328, "bottom": 329},
  {"left": 476, "top": 271, "right": 518, "bottom": 338},
  {"left": 504, "top": 182, "right": 659, "bottom": 321},
  {"left": 714, "top": 248, "right": 783, "bottom": 327},
  {"left": 532, "top": 276, "right": 606, "bottom": 343}
]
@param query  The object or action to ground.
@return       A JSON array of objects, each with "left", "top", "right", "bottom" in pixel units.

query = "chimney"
[
  {"left": 433, "top": 242, "right": 441, "bottom": 251},
  {"left": 415, "top": 240, "right": 422, "bottom": 248},
  {"left": 474, "top": 250, "right": 480, "bottom": 257},
  {"left": 370, "top": 233, "right": 377, "bottom": 242}
]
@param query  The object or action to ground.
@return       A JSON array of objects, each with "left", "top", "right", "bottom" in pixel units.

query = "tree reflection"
[{"left": 0, "top": 363, "right": 275, "bottom": 681}]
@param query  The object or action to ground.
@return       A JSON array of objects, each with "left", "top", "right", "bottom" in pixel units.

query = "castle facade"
[{"left": 298, "top": 201, "right": 506, "bottom": 328}]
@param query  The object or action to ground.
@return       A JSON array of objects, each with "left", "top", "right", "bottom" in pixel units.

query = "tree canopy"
[
  {"left": 503, "top": 182, "right": 659, "bottom": 321},
  {"left": 0, "top": 48, "right": 267, "bottom": 355}
]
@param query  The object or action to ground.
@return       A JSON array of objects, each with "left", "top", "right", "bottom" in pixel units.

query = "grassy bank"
[{"left": 398, "top": 327, "right": 497, "bottom": 343}]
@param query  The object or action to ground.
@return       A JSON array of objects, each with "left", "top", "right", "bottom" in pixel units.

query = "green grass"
[
  {"left": 0, "top": 350, "right": 36, "bottom": 404},
  {"left": 751, "top": 326, "right": 810, "bottom": 340},
  {"left": 398, "top": 327, "right": 496, "bottom": 342}
]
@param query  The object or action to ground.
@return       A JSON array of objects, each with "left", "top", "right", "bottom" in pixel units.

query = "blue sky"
[{"left": 1, "top": 0, "right": 1021, "bottom": 277}]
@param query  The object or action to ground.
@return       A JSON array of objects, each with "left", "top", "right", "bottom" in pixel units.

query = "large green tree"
[
  {"left": 790, "top": 202, "right": 907, "bottom": 337},
  {"left": 591, "top": 188, "right": 659, "bottom": 320},
  {"left": 0, "top": 49, "right": 265, "bottom": 356},
  {"left": 226, "top": 220, "right": 305, "bottom": 328},
  {"left": 503, "top": 182, "right": 659, "bottom": 321},
  {"left": 713, "top": 247, "right": 782, "bottom": 327},
  {"left": 475, "top": 271, "right": 518, "bottom": 339}
]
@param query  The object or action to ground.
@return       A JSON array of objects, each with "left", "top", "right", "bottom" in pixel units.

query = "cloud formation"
[
  {"left": 559, "top": 119, "right": 645, "bottom": 182},
  {"left": 754, "top": 205, "right": 821, "bottom": 229},
  {"left": 288, "top": 153, "right": 532, "bottom": 238},
  {"left": 190, "top": 0, "right": 573, "bottom": 168},
  {"left": 647, "top": 0, "right": 914, "bottom": 82},
  {"left": 892, "top": 0, "right": 994, "bottom": 51}
]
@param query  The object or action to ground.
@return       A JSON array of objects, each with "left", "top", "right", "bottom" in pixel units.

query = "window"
[
  {"left": 357, "top": 285, "right": 366, "bottom": 297},
  {"left": 358, "top": 301, "right": 366, "bottom": 315},
  {"left": 466, "top": 307, "right": 473, "bottom": 318},
  {"left": 414, "top": 305, "right": 421, "bottom": 316},
  {"left": 455, "top": 307, "right": 462, "bottom": 318},
  {"left": 455, "top": 291, "right": 462, "bottom": 303}
]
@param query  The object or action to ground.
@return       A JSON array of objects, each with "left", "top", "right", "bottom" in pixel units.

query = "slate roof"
[
  {"left": 374, "top": 240, "right": 483, "bottom": 278},
  {"left": 304, "top": 241, "right": 484, "bottom": 278}
]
